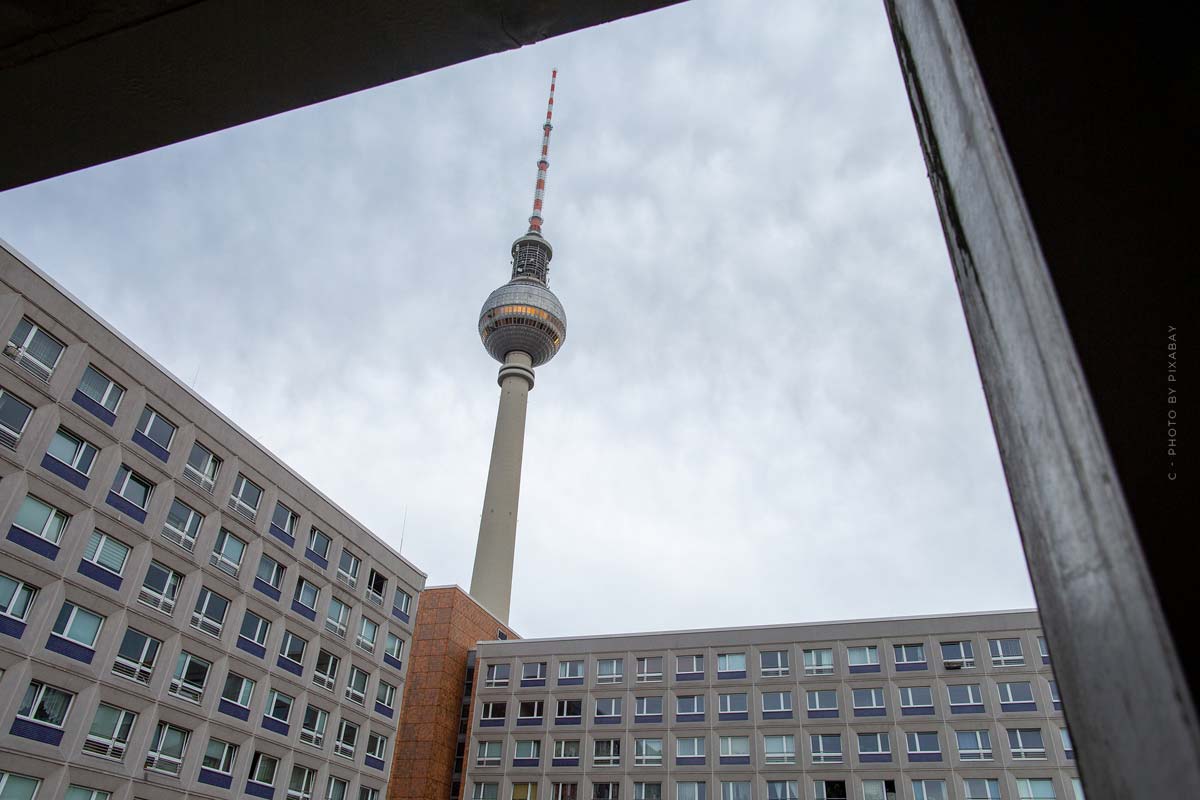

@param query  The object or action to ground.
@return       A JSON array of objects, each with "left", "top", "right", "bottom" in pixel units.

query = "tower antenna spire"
[{"left": 527, "top": 69, "right": 557, "bottom": 235}]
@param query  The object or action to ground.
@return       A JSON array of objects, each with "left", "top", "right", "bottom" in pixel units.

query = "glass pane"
[
  {"left": 47, "top": 431, "right": 79, "bottom": 464},
  {"left": 14, "top": 496, "right": 53, "bottom": 537},
  {"left": 0, "top": 393, "right": 33, "bottom": 433},
  {"left": 0, "top": 774, "right": 41, "bottom": 800},
  {"left": 26, "top": 329, "right": 64, "bottom": 367}
]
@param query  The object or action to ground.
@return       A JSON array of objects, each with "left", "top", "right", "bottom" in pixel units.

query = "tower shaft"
[{"left": 469, "top": 352, "right": 534, "bottom": 621}]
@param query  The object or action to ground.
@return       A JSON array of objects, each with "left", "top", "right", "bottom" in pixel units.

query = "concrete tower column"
[{"left": 469, "top": 350, "right": 535, "bottom": 621}]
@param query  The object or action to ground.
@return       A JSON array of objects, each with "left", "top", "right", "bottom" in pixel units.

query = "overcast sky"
[{"left": 0, "top": 1, "right": 1034, "bottom": 638}]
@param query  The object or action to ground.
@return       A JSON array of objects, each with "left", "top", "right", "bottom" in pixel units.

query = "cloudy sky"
[{"left": 0, "top": 1, "right": 1033, "bottom": 638}]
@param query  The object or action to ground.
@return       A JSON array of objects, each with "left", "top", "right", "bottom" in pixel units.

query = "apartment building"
[{"left": 0, "top": 243, "right": 426, "bottom": 800}]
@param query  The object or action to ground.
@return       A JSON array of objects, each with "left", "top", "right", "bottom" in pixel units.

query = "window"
[
  {"left": 759, "top": 649, "right": 789, "bottom": 676},
  {"left": 948, "top": 683, "right": 983, "bottom": 707},
  {"left": 554, "top": 785, "right": 579, "bottom": 800},
  {"left": 989, "top": 638, "right": 1025, "bottom": 666},
  {"left": 941, "top": 640, "right": 976, "bottom": 667},
  {"left": 676, "top": 654, "right": 703, "bottom": 676},
  {"left": 241, "top": 610, "right": 271, "bottom": 647},
  {"left": 77, "top": 365, "right": 124, "bottom": 412},
  {"left": 811, "top": 733, "right": 842, "bottom": 763},
  {"left": 676, "top": 695, "right": 703, "bottom": 715},
  {"left": 899, "top": 686, "right": 934, "bottom": 710},
  {"left": 271, "top": 502, "right": 297, "bottom": 536},
  {"left": 293, "top": 577, "right": 320, "bottom": 611},
  {"left": 250, "top": 753, "right": 280, "bottom": 786},
  {"left": 47, "top": 428, "right": 98, "bottom": 475},
  {"left": 7, "top": 317, "right": 64, "bottom": 377},
  {"left": 386, "top": 632, "right": 404, "bottom": 660},
  {"left": 308, "top": 528, "right": 332, "bottom": 560},
  {"left": 964, "top": 780, "right": 1001, "bottom": 800},
  {"left": 474, "top": 785, "right": 500, "bottom": 800},
  {"left": 110, "top": 464, "right": 153, "bottom": 509},
  {"left": 326, "top": 598, "right": 350, "bottom": 636},
  {"left": 314, "top": 649, "right": 341, "bottom": 690},
  {"left": 813, "top": 782, "right": 847, "bottom": 800},
  {"left": 807, "top": 689, "right": 838, "bottom": 711},
  {"left": 163, "top": 498, "right": 203, "bottom": 551},
  {"left": 803, "top": 648, "right": 833, "bottom": 675},
  {"left": 635, "top": 737, "right": 663, "bottom": 765},
  {"left": 676, "top": 736, "right": 704, "bottom": 757},
  {"left": 394, "top": 587, "right": 413, "bottom": 615},
  {"left": 377, "top": 680, "right": 397, "bottom": 709},
  {"left": 636, "top": 696, "right": 663, "bottom": 715},
  {"left": 597, "top": 658, "right": 623, "bottom": 683},
  {"left": 83, "top": 703, "right": 136, "bottom": 759},
  {"left": 52, "top": 601, "right": 103, "bottom": 648},
  {"left": 366, "top": 569, "right": 387, "bottom": 605},
  {"left": 0, "top": 573, "right": 37, "bottom": 621},
  {"left": 66, "top": 788, "right": 111, "bottom": 800},
  {"left": 203, "top": 738, "right": 238, "bottom": 775},
  {"left": 1071, "top": 780, "right": 1083, "bottom": 800},
  {"left": 717, "top": 652, "right": 745, "bottom": 673},
  {"left": 555, "top": 699, "right": 581, "bottom": 718},
  {"left": 514, "top": 785, "right": 540, "bottom": 800},
  {"left": 266, "top": 689, "right": 294, "bottom": 722},
  {"left": 17, "top": 680, "right": 73, "bottom": 727},
  {"left": 956, "top": 727, "right": 994, "bottom": 759},
  {"left": 301, "top": 705, "right": 328, "bottom": 747},
  {"left": 1008, "top": 728, "right": 1047, "bottom": 759},
  {"left": 1038, "top": 635, "right": 1050, "bottom": 660},
  {"left": 337, "top": 549, "right": 361, "bottom": 588},
  {"left": 485, "top": 663, "right": 511, "bottom": 687},
  {"left": 1016, "top": 780, "right": 1057, "bottom": 800},
  {"left": 184, "top": 440, "right": 221, "bottom": 489},
  {"left": 852, "top": 687, "right": 885, "bottom": 710},
  {"left": 222, "top": 672, "right": 256, "bottom": 708},
  {"left": 346, "top": 665, "right": 369, "bottom": 705},
  {"left": 1059, "top": 726, "right": 1073, "bottom": 756},
  {"left": 327, "top": 778, "right": 349, "bottom": 800},
  {"left": 596, "top": 697, "right": 622, "bottom": 719},
  {"left": 482, "top": 701, "right": 507, "bottom": 721},
  {"left": 912, "top": 781, "right": 947, "bottom": 800},
  {"left": 288, "top": 765, "right": 316, "bottom": 800},
  {"left": 719, "top": 735, "right": 749, "bottom": 757},
  {"left": 169, "top": 651, "right": 210, "bottom": 703},
  {"left": 361, "top": 789, "right": 382, "bottom": 800},
  {"left": 207, "top": 528, "right": 246, "bottom": 577},
  {"left": 230, "top": 474, "right": 263, "bottom": 518},
  {"left": 136, "top": 406, "right": 176, "bottom": 451},
  {"left": 634, "top": 787, "right": 663, "bottom": 800},
  {"left": 112, "top": 627, "right": 160, "bottom": 684},
  {"left": 862, "top": 782, "right": 897, "bottom": 800},
  {"left": 762, "top": 690, "right": 792, "bottom": 712},
  {"left": 0, "top": 389, "right": 33, "bottom": 445},
  {"left": 593, "top": 738, "right": 620, "bottom": 766},
  {"left": 719, "top": 692, "right": 747, "bottom": 713},
  {"left": 280, "top": 630, "right": 308, "bottom": 666},
  {"left": 257, "top": 554, "right": 285, "bottom": 589},
  {"left": 760, "top": 734, "right": 794, "bottom": 764},
  {"left": 334, "top": 719, "right": 359, "bottom": 758},
  {"left": 847, "top": 645, "right": 879, "bottom": 667},
  {"left": 518, "top": 700, "right": 544, "bottom": 720},
  {"left": 145, "top": 721, "right": 190, "bottom": 775},
  {"left": 477, "top": 740, "right": 502, "bottom": 766},
  {"left": 138, "top": 560, "right": 181, "bottom": 614},
  {"left": 559, "top": 659, "right": 584, "bottom": 679},
  {"left": 12, "top": 494, "right": 69, "bottom": 544},
  {"left": 766, "top": 783, "right": 798, "bottom": 800},
  {"left": 677, "top": 783, "right": 704, "bottom": 800},
  {"left": 721, "top": 783, "right": 751, "bottom": 800},
  {"left": 357, "top": 616, "right": 379, "bottom": 652},
  {"left": 998, "top": 681, "right": 1035, "bottom": 704},
  {"left": 858, "top": 732, "right": 890, "bottom": 755},
  {"left": 636, "top": 656, "right": 663, "bottom": 681},
  {"left": 905, "top": 731, "right": 941, "bottom": 756},
  {"left": 367, "top": 731, "right": 388, "bottom": 759},
  {"left": 83, "top": 530, "right": 130, "bottom": 575},
  {"left": 894, "top": 643, "right": 926, "bottom": 665},
  {"left": 191, "top": 586, "right": 229, "bottom": 637}
]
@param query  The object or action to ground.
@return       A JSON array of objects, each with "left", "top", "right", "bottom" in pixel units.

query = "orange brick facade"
[{"left": 389, "top": 586, "right": 518, "bottom": 800}]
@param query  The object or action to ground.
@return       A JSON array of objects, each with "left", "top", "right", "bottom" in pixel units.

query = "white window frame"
[
  {"left": 1007, "top": 728, "right": 1047, "bottom": 759},
  {"left": 112, "top": 627, "right": 160, "bottom": 685},
  {"left": 555, "top": 699, "right": 581, "bottom": 718},
  {"left": 190, "top": 586, "right": 228, "bottom": 637},
  {"left": 998, "top": 681, "right": 1035, "bottom": 704},
  {"left": 326, "top": 598, "right": 350, "bottom": 637},
  {"left": 762, "top": 691, "right": 792, "bottom": 713},
  {"left": 12, "top": 494, "right": 70, "bottom": 544},
  {"left": 273, "top": 502, "right": 298, "bottom": 536},
  {"left": 596, "top": 697, "right": 622, "bottom": 719},
  {"left": 377, "top": 679, "right": 398, "bottom": 708},
  {"left": 7, "top": 316, "right": 64, "bottom": 377},
  {"left": 78, "top": 364, "right": 124, "bottom": 412},
  {"left": 1015, "top": 780, "right": 1057, "bottom": 800},
  {"left": 473, "top": 784, "right": 500, "bottom": 800},
  {"left": 367, "top": 731, "right": 388, "bottom": 759},
  {"left": 765, "top": 782, "right": 799, "bottom": 800},
  {"left": 222, "top": 672, "right": 256, "bottom": 709},
  {"left": 592, "top": 738, "right": 620, "bottom": 767},
  {"left": 718, "top": 735, "right": 750, "bottom": 757},
  {"left": 47, "top": 427, "right": 99, "bottom": 475},
  {"left": 912, "top": 781, "right": 948, "bottom": 800},
  {"left": 940, "top": 640, "right": 976, "bottom": 667},
  {"left": 517, "top": 739, "right": 543, "bottom": 760},
  {"left": 802, "top": 648, "right": 834, "bottom": 675},
  {"left": 956, "top": 729, "right": 993, "bottom": 760},
  {"left": 184, "top": 440, "right": 220, "bottom": 490},
  {"left": 635, "top": 696, "right": 662, "bottom": 716},
  {"left": 366, "top": 569, "right": 387, "bottom": 606},
  {"left": 963, "top": 779, "right": 1002, "bottom": 800},
  {"left": 258, "top": 554, "right": 285, "bottom": 589},
  {"left": 857, "top": 732, "right": 890, "bottom": 755},
  {"left": 718, "top": 692, "right": 747, "bottom": 714},
  {"left": 948, "top": 683, "right": 984, "bottom": 707},
  {"left": 852, "top": 687, "right": 885, "bottom": 710},
  {"left": 293, "top": 577, "right": 320, "bottom": 611},
  {"left": 482, "top": 701, "right": 507, "bottom": 721},
  {"left": 1038, "top": 636, "right": 1050, "bottom": 659},
  {"left": 676, "top": 654, "right": 703, "bottom": 677},
  {"left": 905, "top": 731, "right": 941, "bottom": 756},
  {"left": 0, "top": 389, "right": 34, "bottom": 446},
  {"left": 203, "top": 737, "right": 239, "bottom": 776},
  {"left": 52, "top": 601, "right": 104, "bottom": 648},
  {"left": 334, "top": 720, "right": 359, "bottom": 759},
  {"left": 559, "top": 659, "right": 584, "bottom": 679},
  {"left": 229, "top": 474, "right": 263, "bottom": 519},
  {"left": 326, "top": 777, "right": 349, "bottom": 800},
  {"left": 280, "top": 630, "right": 308, "bottom": 667},
  {"left": 210, "top": 528, "right": 246, "bottom": 577},
  {"left": 137, "top": 560, "right": 181, "bottom": 614},
  {"left": 806, "top": 689, "right": 838, "bottom": 711},
  {"left": 136, "top": 406, "right": 176, "bottom": 451},
  {"left": 894, "top": 643, "right": 927, "bottom": 665},
  {"left": 308, "top": 528, "right": 332, "bottom": 559},
  {"left": 162, "top": 498, "right": 202, "bottom": 552},
  {"left": 554, "top": 739, "right": 580, "bottom": 759},
  {"left": 477, "top": 740, "right": 502, "bottom": 767},
  {"left": 240, "top": 610, "right": 271, "bottom": 647},
  {"left": 759, "top": 649, "right": 790, "bottom": 677},
  {"left": 357, "top": 616, "right": 379, "bottom": 653},
  {"left": 385, "top": 632, "right": 404, "bottom": 660},
  {"left": 676, "top": 782, "right": 704, "bottom": 800},
  {"left": 596, "top": 658, "right": 623, "bottom": 683},
  {"left": 846, "top": 645, "right": 879, "bottom": 667},
  {"left": 899, "top": 685, "right": 934, "bottom": 710},
  {"left": 83, "top": 529, "right": 130, "bottom": 576},
  {"left": 145, "top": 721, "right": 190, "bottom": 775},
  {"left": 18, "top": 680, "right": 74, "bottom": 727},
  {"left": 634, "top": 737, "right": 663, "bottom": 766},
  {"left": 810, "top": 733, "right": 843, "bottom": 763},
  {"left": 111, "top": 465, "right": 153, "bottom": 510},
  {"left": 717, "top": 653, "right": 745, "bottom": 672},
  {"left": 518, "top": 700, "right": 544, "bottom": 720},
  {"left": 394, "top": 588, "right": 413, "bottom": 614},
  {"left": 266, "top": 689, "right": 294, "bottom": 723},
  {"left": 313, "top": 649, "right": 341, "bottom": 691},
  {"left": 989, "top": 638, "right": 1026, "bottom": 667},
  {"left": 337, "top": 549, "right": 361, "bottom": 588},
  {"left": 287, "top": 765, "right": 316, "bottom": 800},
  {"left": 721, "top": 783, "right": 751, "bottom": 800},
  {"left": 82, "top": 703, "right": 136, "bottom": 760},
  {"left": 764, "top": 734, "right": 796, "bottom": 764},
  {"left": 346, "top": 665, "right": 369, "bottom": 705},
  {"left": 676, "top": 694, "right": 703, "bottom": 715},
  {"left": 0, "top": 573, "right": 37, "bottom": 622},
  {"left": 169, "top": 651, "right": 210, "bottom": 704},
  {"left": 485, "top": 663, "right": 511, "bottom": 688},
  {"left": 676, "top": 736, "right": 704, "bottom": 757},
  {"left": 633, "top": 783, "right": 663, "bottom": 800},
  {"left": 636, "top": 656, "right": 663, "bottom": 682},
  {"left": 300, "top": 705, "right": 328, "bottom": 748}
]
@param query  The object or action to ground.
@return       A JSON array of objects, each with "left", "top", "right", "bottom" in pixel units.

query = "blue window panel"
[
  {"left": 246, "top": 782, "right": 275, "bottom": 799},
  {"left": 276, "top": 656, "right": 303, "bottom": 677},
  {"left": 517, "top": 718, "right": 543, "bottom": 727},
  {"left": 676, "top": 713, "right": 704, "bottom": 723},
  {"left": 291, "top": 600, "right": 316, "bottom": 621},
  {"left": 719, "top": 756, "right": 751, "bottom": 765},
  {"left": 73, "top": 389, "right": 116, "bottom": 425},
  {"left": 860, "top": 753, "right": 892, "bottom": 763},
  {"left": 105, "top": 492, "right": 146, "bottom": 523},
  {"left": 555, "top": 716, "right": 581, "bottom": 726},
  {"left": 131, "top": 430, "right": 170, "bottom": 462},
  {"left": 365, "top": 755, "right": 386, "bottom": 771},
  {"left": 512, "top": 758, "right": 539, "bottom": 767},
  {"left": 261, "top": 716, "right": 289, "bottom": 736},
  {"left": 901, "top": 707, "right": 935, "bottom": 716},
  {"left": 392, "top": 606, "right": 411, "bottom": 624},
  {"left": 0, "top": 616, "right": 26, "bottom": 639},
  {"left": 10, "top": 718, "right": 64, "bottom": 745},
  {"left": 951, "top": 704, "right": 985, "bottom": 714},
  {"left": 218, "top": 699, "right": 251, "bottom": 721},
  {"left": 305, "top": 549, "right": 329, "bottom": 569},
  {"left": 41, "top": 454, "right": 89, "bottom": 490},
  {"left": 676, "top": 673, "right": 704, "bottom": 681},
  {"left": 594, "top": 716, "right": 621, "bottom": 725},
  {"left": 7, "top": 525, "right": 59, "bottom": 560},
  {"left": 634, "top": 714, "right": 663, "bottom": 724},
  {"left": 1042, "top": 655, "right": 1051, "bottom": 665},
  {"left": 1000, "top": 702, "right": 1037, "bottom": 713},
  {"left": 1053, "top": 701, "right": 1063, "bottom": 711},
  {"left": 908, "top": 753, "right": 942, "bottom": 762},
  {"left": 198, "top": 768, "right": 233, "bottom": 789},
  {"left": 1065, "top": 749, "right": 1075, "bottom": 760},
  {"left": 719, "top": 712, "right": 749, "bottom": 722},
  {"left": 676, "top": 756, "right": 706, "bottom": 766},
  {"left": 849, "top": 664, "right": 881, "bottom": 674},
  {"left": 854, "top": 708, "right": 887, "bottom": 717},
  {"left": 253, "top": 577, "right": 281, "bottom": 602},
  {"left": 375, "top": 701, "right": 394, "bottom": 718},
  {"left": 383, "top": 653, "right": 404, "bottom": 671},
  {"left": 717, "top": 670, "right": 747, "bottom": 680},
  {"left": 268, "top": 524, "right": 295, "bottom": 548},
  {"left": 762, "top": 710, "right": 793, "bottom": 720},
  {"left": 46, "top": 633, "right": 94, "bottom": 663},
  {"left": 521, "top": 678, "right": 546, "bottom": 688},
  {"left": 808, "top": 710, "right": 839, "bottom": 719},
  {"left": 237, "top": 638, "right": 266, "bottom": 659},
  {"left": 551, "top": 758, "right": 579, "bottom": 767},
  {"left": 78, "top": 559, "right": 122, "bottom": 590},
  {"left": 557, "top": 677, "right": 584, "bottom": 686},
  {"left": 895, "top": 662, "right": 927, "bottom": 672},
  {"left": 478, "top": 719, "right": 505, "bottom": 728}
]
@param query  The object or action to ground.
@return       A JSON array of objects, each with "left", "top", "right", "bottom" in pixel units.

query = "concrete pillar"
[{"left": 469, "top": 350, "right": 534, "bottom": 623}]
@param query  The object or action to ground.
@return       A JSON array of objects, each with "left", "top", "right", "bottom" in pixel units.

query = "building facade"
[
  {"left": 0, "top": 244, "right": 426, "bottom": 800},
  {"left": 463, "top": 611, "right": 1079, "bottom": 800}
]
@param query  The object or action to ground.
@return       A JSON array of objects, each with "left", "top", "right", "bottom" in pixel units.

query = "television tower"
[{"left": 470, "top": 71, "right": 567, "bottom": 623}]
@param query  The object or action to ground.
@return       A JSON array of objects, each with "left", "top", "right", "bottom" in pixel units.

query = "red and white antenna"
[{"left": 527, "top": 69, "right": 557, "bottom": 234}]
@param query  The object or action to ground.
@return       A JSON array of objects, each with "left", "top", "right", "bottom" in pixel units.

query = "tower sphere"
[{"left": 478, "top": 278, "right": 567, "bottom": 368}]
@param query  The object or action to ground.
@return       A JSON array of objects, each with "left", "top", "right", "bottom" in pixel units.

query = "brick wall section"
[{"left": 389, "top": 586, "right": 518, "bottom": 800}]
